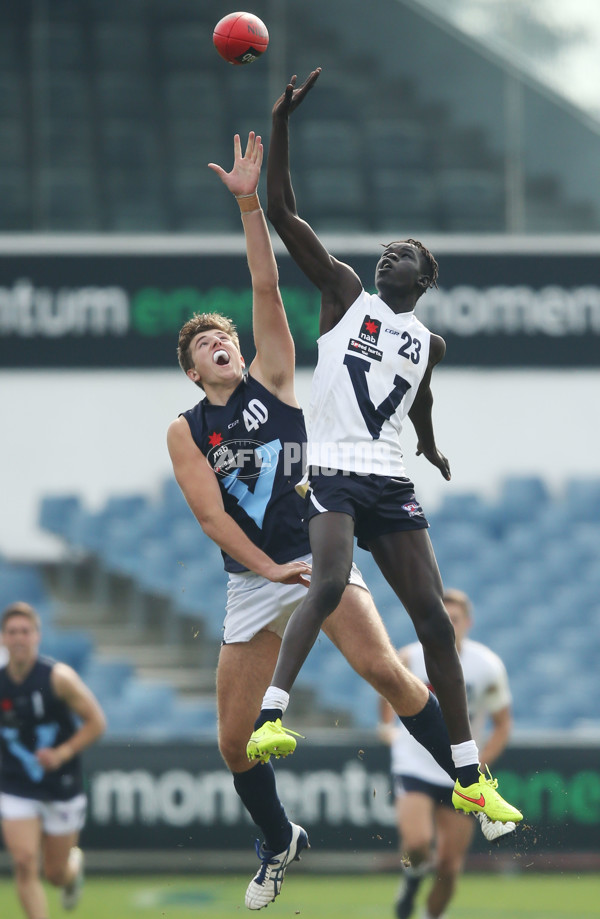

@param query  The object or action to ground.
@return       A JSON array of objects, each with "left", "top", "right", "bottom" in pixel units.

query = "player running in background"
[
  {"left": 249, "top": 67, "right": 522, "bottom": 834},
  {"left": 380, "top": 589, "right": 514, "bottom": 919},
  {"left": 0, "top": 602, "right": 106, "bottom": 918},
  {"left": 168, "top": 132, "right": 493, "bottom": 910}
]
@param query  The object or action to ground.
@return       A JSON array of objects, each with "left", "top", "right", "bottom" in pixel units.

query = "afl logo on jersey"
[
  {"left": 207, "top": 438, "right": 279, "bottom": 481},
  {"left": 359, "top": 316, "right": 381, "bottom": 345}
]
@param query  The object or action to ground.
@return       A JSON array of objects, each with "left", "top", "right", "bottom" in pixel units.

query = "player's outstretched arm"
[
  {"left": 209, "top": 132, "right": 296, "bottom": 403},
  {"left": 267, "top": 69, "right": 361, "bottom": 332},
  {"left": 167, "top": 417, "right": 311, "bottom": 586},
  {"left": 409, "top": 334, "right": 451, "bottom": 480}
]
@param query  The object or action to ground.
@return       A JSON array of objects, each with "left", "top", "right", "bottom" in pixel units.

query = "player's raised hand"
[
  {"left": 416, "top": 444, "right": 451, "bottom": 481},
  {"left": 208, "top": 131, "right": 263, "bottom": 197},
  {"left": 272, "top": 68, "right": 322, "bottom": 119},
  {"left": 265, "top": 559, "right": 312, "bottom": 587}
]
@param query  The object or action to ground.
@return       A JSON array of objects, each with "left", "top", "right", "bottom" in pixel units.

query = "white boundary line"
[{"left": 1, "top": 234, "right": 600, "bottom": 256}]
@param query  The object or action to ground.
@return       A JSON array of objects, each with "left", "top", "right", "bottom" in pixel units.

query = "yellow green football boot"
[{"left": 246, "top": 719, "right": 304, "bottom": 764}]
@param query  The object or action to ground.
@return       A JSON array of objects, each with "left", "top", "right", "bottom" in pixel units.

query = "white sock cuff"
[
  {"left": 261, "top": 686, "right": 290, "bottom": 714},
  {"left": 450, "top": 739, "right": 480, "bottom": 768}
]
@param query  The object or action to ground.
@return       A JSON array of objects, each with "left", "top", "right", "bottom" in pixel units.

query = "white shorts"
[
  {"left": 223, "top": 553, "right": 369, "bottom": 644},
  {"left": 0, "top": 792, "right": 87, "bottom": 836}
]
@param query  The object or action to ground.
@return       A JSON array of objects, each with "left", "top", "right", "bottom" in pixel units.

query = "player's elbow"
[{"left": 266, "top": 199, "right": 290, "bottom": 228}]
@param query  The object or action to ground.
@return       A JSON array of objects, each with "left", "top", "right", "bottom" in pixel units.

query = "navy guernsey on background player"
[
  {"left": 182, "top": 373, "right": 309, "bottom": 573},
  {"left": 0, "top": 655, "right": 83, "bottom": 801},
  {"left": 1, "top": 602, "right": 105, "bottom": 919}
]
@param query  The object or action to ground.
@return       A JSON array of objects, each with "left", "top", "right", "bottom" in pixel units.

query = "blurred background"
[{"left": 0, "top": 0, "right": 599, "bottom": 889}]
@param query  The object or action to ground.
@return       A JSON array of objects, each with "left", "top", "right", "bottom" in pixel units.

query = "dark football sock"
[
  {"left": 455, "top": 763, "right": 481, "bottom": 787},
  {"left": 254, "top": 708, "right": 283, "bottom": 731},
  {"left": 233, "top": 761, "right": 292, "bottom": 853},
  {"left": 400, "top": 691, "right": 456, "bottom": 780}
]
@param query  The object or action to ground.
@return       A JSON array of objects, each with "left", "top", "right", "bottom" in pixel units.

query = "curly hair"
[
  {"left": 384, "top": 239, "right": 439, "bottom": 295},
  {"left": 177, "top": 312, "right": 240, "bottom": 388}
]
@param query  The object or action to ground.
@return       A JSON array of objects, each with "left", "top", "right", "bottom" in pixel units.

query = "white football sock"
[
  {"left": 261, "top": 686, "right": 289, "bottom": 714},
  {"left": 450, "top": 739, "right": 480, "bottom": 769}
]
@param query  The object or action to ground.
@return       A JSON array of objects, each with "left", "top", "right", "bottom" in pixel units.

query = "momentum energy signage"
[
  {"left": 1, "top": 241, "right": 599, "bottom": 368},
  {"left": 82, "top": 741, "right": 600, "bottom": 853}
]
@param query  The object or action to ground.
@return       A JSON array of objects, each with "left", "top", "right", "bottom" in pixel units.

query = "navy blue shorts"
[
  {"left": 302, "top": 468, "right": 429, "bottom": 551},
  {"left": 393, "top": 774, "right": 454, "bottom": 808}
]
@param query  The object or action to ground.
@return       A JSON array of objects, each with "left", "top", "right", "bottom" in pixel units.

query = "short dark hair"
[{"left": 2, "top": 601, "right": 41, "bottom": 631}]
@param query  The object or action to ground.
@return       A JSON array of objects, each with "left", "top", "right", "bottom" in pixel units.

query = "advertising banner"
[
  {"left": 1, "top": 243, "right": 600, "bottom": 368},
  {"left": 80, "top": 741, "right": 600, "bottom": 854}
]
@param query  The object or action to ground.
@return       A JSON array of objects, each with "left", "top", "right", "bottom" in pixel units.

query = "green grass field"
[{"left": 0, "top": 873, "right": 598, "bottom": 918}]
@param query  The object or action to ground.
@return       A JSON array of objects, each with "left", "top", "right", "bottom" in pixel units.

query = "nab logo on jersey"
[{"left": 359, "top": 316, "right": 381, "bottom": 346}]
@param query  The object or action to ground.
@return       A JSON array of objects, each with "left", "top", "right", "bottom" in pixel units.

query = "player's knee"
[
  {"left": 414, "top": 603, "right": 455, "bottom": 652},
  {"left": 357, "top": 653, "right": 399, "bottom": 694},
  {"left": 404, "top": 839, "right": 432, "bottom": 865},
  {"left": 44, "top": 862, "right": 68, "bottom": 887},
  {"left": 218, "top": 732, "right": 248, "bottom": 772},
  {"left": 309, "top": 572, "right": 347, "bottom": 615},
  {"left": 12, "top": 850, "right": 38, "bottom": 880},
  {"left": 435, "top": 852, "right": 462, "bottom": 879}
]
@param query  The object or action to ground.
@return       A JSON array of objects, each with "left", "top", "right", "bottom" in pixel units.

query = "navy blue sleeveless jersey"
[
  {"left": 182, "top": 374, "right": 310, "bottom": 573},
  {"left": 0, "top": 656, "right": 83, "bottom": 801}
]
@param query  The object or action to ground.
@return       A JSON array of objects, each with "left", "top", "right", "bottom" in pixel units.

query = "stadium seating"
[
  {"left": 36, "top": 473, "right": 600, "bottom": 735},
  {"left": 4, "top": 0, "right": 599, "bottom": 233}
]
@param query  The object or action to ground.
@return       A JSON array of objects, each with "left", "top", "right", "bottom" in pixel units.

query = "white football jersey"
[
  {"left": 307, "top": 290, "right": 431, "bottom": 476},
  {"left": 390, "top": 638, "right": 512, "bottom": 787}
]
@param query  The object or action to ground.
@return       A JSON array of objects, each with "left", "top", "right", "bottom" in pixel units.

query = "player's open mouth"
[
  {"left": 378, "top": 259, "right": 392, "bottom": 272},
  {"left": 213, "top": 349, "right": 230, "bottom": 366}
]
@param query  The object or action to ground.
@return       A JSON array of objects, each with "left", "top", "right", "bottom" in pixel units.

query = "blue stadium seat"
[
  {"left": 437, "top": 169, "right": 504, "bottom": 232},
  {"left": 120, "top": 679, "right": 176, "bottom": 724},
  {"left": 103, "top": 494, "right": 150, "bottom": 522},
  {"left": 96, "top": 72, "right": 152, "bottom": 118},
  {"left": 32, "top": 23, "right": 86, "bottom": 70},
  {"left": 367, "top": 118, "right": 429, "bottom": 170},
  {"left": 93, "top": 23, "right": 150, "bottom": 71},
  {"left": 171, "top": 564, "right": 226, "bottom": 638},
  {"left": 371, "top": 169, "right": 435, "bottom": 231},
  {"left": 430, "top": 522, "right": 491, "bottom": 567},
  {"left": 499, "top": 475, "right": 551, "bottom": 515},
  {"left": 430, "top": 491, "right": 494, "bottom": 530},
  {"left": 563, "top": 477, "right": 600, "bottom": 521},
  {"left": 353, "top": 681, "right": 381, "bottom": 727},
  {"left": 40, "top": 630, "right": 94, "bottom": 673},
  {"left": 315, "top": 654, "right": 361, "bottom": 709},
  {"left": 0, "top": 167, "right": 30, "bottom": 229},
  {"left": 0, "top": 120, "right": 25, "bottom": 169},
  {"left": 0, "top": 566, "right": 50, "bottom": 613},
  {"left": 39, "top": 495, "right": 83, "bottom": 538},
  {"left": 143, "top": 698, "right": 217, "bottom": 739},
  {"left": 298, "top": 120, "right": 362, "bottom": 170},
  {"left": 160, "top": 477, "right": 193, "bottom": 520},
  {"left": 80, "top": 658, "right": 135, "bottom": 702},
  {"left": 127, "top": 540, "right": 184, "bottom": 597}
]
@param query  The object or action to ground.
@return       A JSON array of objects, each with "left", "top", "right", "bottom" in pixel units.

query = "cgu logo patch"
[{"left": 359, "top": 316, "right": 381, "bottom": 346}]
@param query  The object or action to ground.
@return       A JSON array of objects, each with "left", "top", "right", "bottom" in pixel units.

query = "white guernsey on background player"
[
  {"left": 380, "top": 589, "right": 514, "bottom": 919},
  {"left": 247, "top": 67, "right": 523, "bottom": 836},
  {"left": 168, "top": 133, "right": 499, "bottom": 911}
]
